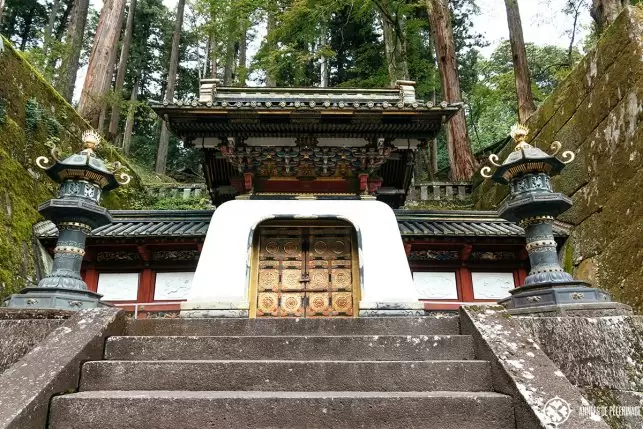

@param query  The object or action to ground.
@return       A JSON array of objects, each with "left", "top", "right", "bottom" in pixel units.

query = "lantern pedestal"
[
  {"left": 480, "top": 125, "right": 626, "bottom": 316},
  {"left": 3, "top": 287, "right": 108, "bottom": 310},
  {"left": 2, "top": 130, "right": 129, "bottom": 311}
]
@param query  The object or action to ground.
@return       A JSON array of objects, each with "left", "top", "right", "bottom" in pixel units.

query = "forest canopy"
[{"left": 0, "top": 0, "right": 629, "bottom": 180}]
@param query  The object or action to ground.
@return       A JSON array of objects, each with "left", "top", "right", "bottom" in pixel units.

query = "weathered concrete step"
[
  {"left": 125, "top": 316, "right": 460, "bottom": 336},
  {"left": 105, "top": 334, "right": 475, "bottom": 361},
  {"left": 80, "top": 360, "right": 491, "bottom": 392},
  {"left": 49, "top": 390, "right": 515, "bottom": 429}
]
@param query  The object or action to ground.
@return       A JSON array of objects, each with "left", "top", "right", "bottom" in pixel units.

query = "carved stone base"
[
  {"left": 180, "top": 301, "right": 249, "bottom": 318},
  {"left": 498, "top": 282, "right": 613, "bottom": 310},
  {"left": 507, "top": 302, "right": 633, "bottom": 317},
  {"left": 358, "top": 301, "right": 426, "bottom": 317},
  {"left": 3, "top": 287, "right": 106, "bottom": 310}
]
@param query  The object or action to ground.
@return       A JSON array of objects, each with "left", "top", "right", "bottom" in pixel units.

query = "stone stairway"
[{"left": 48, "top": 317, "right": 515, "bottom": 428}]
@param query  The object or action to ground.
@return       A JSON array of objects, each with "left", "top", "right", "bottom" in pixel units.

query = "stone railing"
[
  {"left": 147, "top": 184, "right": 207, "bottom": 200},
  {"left": 411, "top": 181, "right": 472, "bottom": 202}
]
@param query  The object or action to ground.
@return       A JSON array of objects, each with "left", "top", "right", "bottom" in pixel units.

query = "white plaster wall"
[
  {"left": 154, "top": 272, "right": 194, "bottom": 300},
  {"left": 189, "top": 199, "right": 418, "bottom": 305},
  {"left": 412, "top": 271, "right": 458, "bottom": 299},
  {"left": 471, "top": 272, "right": 515, "bottom": 299},
  {"left": 97, "top": 273, "right": 139, "bottom": 301}
]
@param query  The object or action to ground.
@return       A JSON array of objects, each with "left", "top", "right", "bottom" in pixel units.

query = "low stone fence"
[
  {"left": 410, "top": 181, "right": 472, "bottom": 202},
  {"left": 147, "top": 184, "right": 207, "bottom": 200}
]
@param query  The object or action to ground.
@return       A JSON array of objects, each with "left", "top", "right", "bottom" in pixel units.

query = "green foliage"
[
  {"left": 0, "top": 0, "right": 48, "bottom": 50},
  {"left": 151, "top": 196, "right": 212, "bottom": 210},
  {"left": 464, "top": 40, "right": 582, "bottom": 152},
  {"left": 24, "top": 97, "right": 42, "bottom": 133},
  {"left": 0, "top": 100, "right": 6, "bottom": 126}
]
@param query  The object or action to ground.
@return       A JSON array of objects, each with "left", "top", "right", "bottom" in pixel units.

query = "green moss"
[
  {"left": 563, "top": 241, "right": 574, "bottom": 274},
  {"left": 582, "top": 387, "right": 627, "bottom": 429}
]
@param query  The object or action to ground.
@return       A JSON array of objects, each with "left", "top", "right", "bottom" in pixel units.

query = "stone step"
[
  {"left": 104, "top": 334, "right": 475, "bottom": 361},
  {"left": 125, "top": 316, "right": 460, "bottom": 337},
  {"left": 80, "top": 360, "right": 492, "bottom": 392},
  {"left": 49, "top": 390, "right": 515, "bottom": 429}
]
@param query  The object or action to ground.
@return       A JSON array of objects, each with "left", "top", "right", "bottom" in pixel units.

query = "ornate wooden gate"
[{"left": 251, "top": 222, "right": 358, "bottom": 318}]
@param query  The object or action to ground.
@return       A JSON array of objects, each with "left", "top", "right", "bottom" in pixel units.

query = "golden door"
[{"left": 251, "top": 222, "right": 358, "bottom": 318}]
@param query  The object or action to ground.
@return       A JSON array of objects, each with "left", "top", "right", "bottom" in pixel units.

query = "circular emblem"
[
  {"left": 281, "top": 295, "right": 302, "bottom": 313},
  {"left": 331, "top": 240, "right": 345, "bottom": 255},
  {"left": 283, "top": 240, "right": 299, "bottom": 255},
  {"left": 332, "top": 293, "right": 352, "bottom": 312},
  {"left": 258, "top": 293, "right": 278, "bottom": 313},
  {"left": 543, "top": 397, "right": 571, "bottom": 426},
  {"left": 309, "top": 294, "right": 328, "bottom": 313},
  {"left": 333, "top": 270, "right": 351, "bottom": 288},
  {"left": 313, "top": 240, "right": 328, "bottom": 254},
  {"left": 264, "top": 240, "right": 279, "bottom": 254}
]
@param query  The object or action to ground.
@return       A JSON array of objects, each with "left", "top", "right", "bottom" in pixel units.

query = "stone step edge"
[
  {"left": 57, "top": 390, "right": 510, "bottom": 399},
  {"left": 106, "top": 334, "right": 471, "bottom": 340},
  {"left": 88, "top": 359, "right": 489, "bottom": 364}
]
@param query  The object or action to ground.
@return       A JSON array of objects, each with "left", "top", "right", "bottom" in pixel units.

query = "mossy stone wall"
[
  {"left": 0, "top": 37, "right": 145, "bottom": 301},
  {"left": 472, "top": 6, "right": 643, "bottom": 314}
]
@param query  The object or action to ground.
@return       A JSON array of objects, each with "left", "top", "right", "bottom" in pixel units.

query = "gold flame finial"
[
  {"left": 510, "top": 124, "right": 531, "bottom": 150},
  {"left": 81, "top": 130, "right": 101, "bottom": 153}
]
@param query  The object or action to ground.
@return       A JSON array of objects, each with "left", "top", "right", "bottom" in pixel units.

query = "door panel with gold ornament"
[{"left": 253, "top": 223, "right": 357, "bottom": 318}]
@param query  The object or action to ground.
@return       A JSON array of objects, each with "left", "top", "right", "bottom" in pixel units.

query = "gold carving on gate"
[
  {"left": 258, "top": 269, "right": 279, "bottom": 291},
  {"left": 313, "top": 240, "right": 328, "bottom": 255},
  {"left": 331, "top": 240, "right": 347, "bottom": 255},
  {"left": 283, "top": 240, "right": 300, "bottom": 256},
  {"left": 307, "top": 292, "right": 330, "bottom": 314},
  {"left": 331, "top": 268, "right": 351, "bottom": 290},
  {"left": 257, "top": 292, "right": 279, "bottom": 314},
  {"left": 280, "top": 293, "right": 304, "bottom": 316},
  {"left": 264, "top": 240, "right": 279, "bottom": 255},
  {"left": 308, "top": 269, "right": 329, "bottom": 290},
  {"left": 253, "top": 224, "right": 357, "bottom": 318},
  {"left": 332, "top": 292, "right": 353, "bottom": 314},
  {"left": 280, "top": 268, "right": 301, "bottom": 290}
]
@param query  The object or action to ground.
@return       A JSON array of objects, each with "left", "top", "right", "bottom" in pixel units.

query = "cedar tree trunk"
[
  {"left": 504, "top": 0, "right": 536, "bottom": 123},
  {"left": 108, "top": 0, "right": 136, "bottom": 139},
  {"left": 78, "top": 0, "right": 126, "bottom": 127},
  {"left": 57, "top": 0, "right": 89, "bottom": 101},
  {"left": 591, "top": 0, "right": 627, "bottom": 34},
  {"left": 426, "top": 0, "right": 476, "bottom": 180},
  {"left": 155, "top": 0, "right": 185, "bottom": 174},
  {"left": 122, "top": 77, "right": 139, "bottom": 155}
]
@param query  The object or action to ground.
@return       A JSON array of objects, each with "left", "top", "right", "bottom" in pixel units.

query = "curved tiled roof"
[{"left": 33, "top": 209, "right": 570, "bottom": 240}]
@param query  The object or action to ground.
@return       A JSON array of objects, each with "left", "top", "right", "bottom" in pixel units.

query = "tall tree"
[
  {"left": 591, "top": 0, "right": 627, "bottom": 33},
  {"left": 56, "top": 0, "right": 90, "bottom": 101},
  {"left": 78, "top": 0, "right": 126, "bottom": 126},
  {"left": 0, "top": 0, "right": 5, "bottom": 25},
  {"left": 156, "top": 0, "right": 185, "bottom": 174},
  {"left": 122, "top": 77, "right": 139, "bottom": 155},
  {"left": 426, "top": 0, "right": 475, "bottom": 180},
  {"left": 504, "top": 0, "right": 535, "bottom": 123},
  {"left": 373, "top": 0, "right": 410, "bottom": 86},
  {"left": 42, "top": 0, "right": 64, "bottom": 58},
  {"left": 108, "top": 0, "right": 137, "bottom": 140}
]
